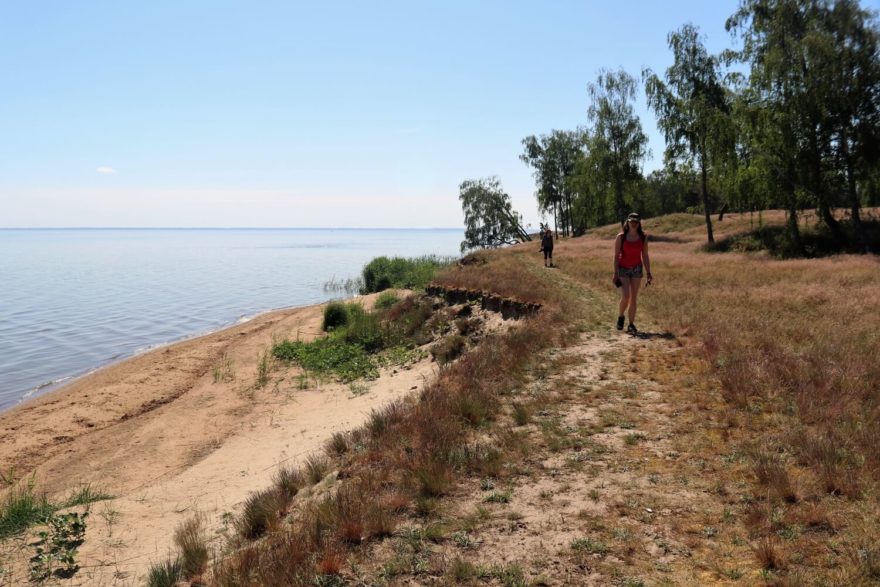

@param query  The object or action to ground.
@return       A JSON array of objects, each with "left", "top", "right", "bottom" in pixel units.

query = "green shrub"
[
  {"left": 322, "top": 302, "right": 350, "bottom": 331},
  {"left": 342, "top": 310, "right": 387, "bottom": 352},
  {"left": 375, "top": 291, "right": 399, "bottom": 310}
]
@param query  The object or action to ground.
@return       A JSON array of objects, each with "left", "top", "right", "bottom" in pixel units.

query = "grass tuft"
[
  {"left": 62, "top": 484, "right": 113, "bottom": 508},
  {"left": 0, "top": 479, "right": 54, "bottom": 540},
  {"left": 236, "top": 489, "right": 287, "bottom": 540},
  {"left": 273, "top": 465, "right": 304, "bottom": 500},
  {"left": 753, "top": 536, "right": 787, "bottom": 571},
  {"left": 147, "top": 557, "right": 182, "bottom": 587},
  {"left": 174, "top": 514, "right": 209, "bottom": 579},
  {"left": 305, "top": 454, "right": 330, "bottom": 485}
]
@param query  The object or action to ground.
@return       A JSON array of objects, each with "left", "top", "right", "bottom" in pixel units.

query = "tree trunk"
[
  {"left": 615, "top": 178, "right": 625, "bottom": 229},
  {"left": 785, "top": 179, "right": 804, "bottom": 255},
  {"left": 811, "top": 129, "right": 845, "bottom": 244},
  {"left": 553, "top": 203, "right": 559, "bottom": 240},
  {"left": 841, "top": 130, "right": 868, "bottom": 252},
  {"left": 700, "top": 154, "right": 715, "bottom": 244}
]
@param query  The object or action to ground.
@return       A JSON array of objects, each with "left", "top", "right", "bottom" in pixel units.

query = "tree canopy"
[
  {"left": 459, "top": 177, "right": 531, "bottom": 253},
  {"left": 469, "top": 0, "right": 879, "bottom": 255}
]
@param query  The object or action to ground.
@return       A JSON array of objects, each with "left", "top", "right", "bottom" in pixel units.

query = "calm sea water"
[{"left": 0, "top": 228, "right": 463, "bottom": 412}]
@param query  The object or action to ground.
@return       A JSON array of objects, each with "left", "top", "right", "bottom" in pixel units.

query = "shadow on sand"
[{"left": 627, "top": 330, "right": 676, "bottom": 341}]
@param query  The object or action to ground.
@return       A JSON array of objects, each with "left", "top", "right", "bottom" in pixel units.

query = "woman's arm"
[
  {"left": 642, "top": 236, "right": 652, "bottom": 282},
  {"left": 613, "top": 234, "right": 622, "bottom": 275}
]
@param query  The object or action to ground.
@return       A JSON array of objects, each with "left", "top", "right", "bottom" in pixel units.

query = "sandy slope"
[{"left": 0, "top": 293, "right": 437, "bottom": 585}]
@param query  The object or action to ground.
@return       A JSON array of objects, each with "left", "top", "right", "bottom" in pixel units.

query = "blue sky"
[{"left": 3, "top": 0, "right": 854, "bottom": 228}]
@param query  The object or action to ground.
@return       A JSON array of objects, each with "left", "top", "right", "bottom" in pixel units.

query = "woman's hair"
[{"left": 622, "top": 219, "right": 646, "bottom": 241}]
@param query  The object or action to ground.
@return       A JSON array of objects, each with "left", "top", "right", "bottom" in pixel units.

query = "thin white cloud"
[{"left": 96, "top": 167, "right": 116, "bottom": 174}]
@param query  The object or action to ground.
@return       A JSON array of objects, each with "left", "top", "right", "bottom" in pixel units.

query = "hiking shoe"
[
  {"left": 627, "top": 323, "right": 638, "bottom": 334},
  {"left": 616, "top": 316, "right": 625, "bottom": 330}
]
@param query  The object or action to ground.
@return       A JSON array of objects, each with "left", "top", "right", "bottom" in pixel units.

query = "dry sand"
[{"left": 0, "top": 292, "right": 437, "bottom": 585}]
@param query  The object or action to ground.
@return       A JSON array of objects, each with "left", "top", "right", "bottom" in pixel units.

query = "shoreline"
[
  {"left": 4, "top": 299, "right": 347, "bottom": 415},
  {"left": 0, "top": 295, "right": 354, "bottom": 484},
  {"left": 0, "top": 290, "right": 436, "bottom": 584}
]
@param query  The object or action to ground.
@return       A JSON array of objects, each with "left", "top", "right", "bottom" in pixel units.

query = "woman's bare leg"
[
  {"left": 618, "top": 279, "right": 631, "bottom": 317},
  {"left": 626, "top": 277, "right": 643, "bottom": 323}
]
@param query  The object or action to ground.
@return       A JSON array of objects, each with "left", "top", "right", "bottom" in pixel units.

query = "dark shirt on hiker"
[{"left": 541, "top": 233, "right": 553, "bottom": 251}]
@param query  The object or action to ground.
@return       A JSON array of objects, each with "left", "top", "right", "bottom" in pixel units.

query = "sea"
[{"left": 0, "top": 228, "right": 463, "bottom": 412}]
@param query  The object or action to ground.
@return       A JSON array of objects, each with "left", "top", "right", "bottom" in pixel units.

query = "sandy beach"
[{"left": 0, "top": 292, "right": 438, "bottom": 585}]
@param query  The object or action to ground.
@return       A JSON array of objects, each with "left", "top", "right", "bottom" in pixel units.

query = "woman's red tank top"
[{"left": 619, "top": 236, "right": 644, "bottom": 269}]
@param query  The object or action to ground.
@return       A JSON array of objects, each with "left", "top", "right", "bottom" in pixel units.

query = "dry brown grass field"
[{"left": 27, "top": 210, "right": 875, "bottom": 586}]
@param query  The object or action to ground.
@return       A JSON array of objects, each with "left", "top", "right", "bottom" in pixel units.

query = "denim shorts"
[{"left": 618, "top": 264, "right": 643, "bottom": 279}]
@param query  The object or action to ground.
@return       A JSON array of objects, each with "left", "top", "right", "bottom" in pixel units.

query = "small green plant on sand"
[
  {"left": 212, "top": 353, "right": 235, "bottom": 383},
  {"left": 29, "top": 511, "right": 88, "bottom": 581},
  {"left": 63, "top": 484, "right": 112, "bottom": 508},
  {"left": 255, "top": 349, "right": 273, "bottom": 388},
  {"left": 571, "top": 537, "right": 609, "bottom": 555}
]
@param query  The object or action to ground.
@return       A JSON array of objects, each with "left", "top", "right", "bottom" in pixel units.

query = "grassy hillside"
[{"left": 150, "top": 210, "right": 879, "bottom": 586}]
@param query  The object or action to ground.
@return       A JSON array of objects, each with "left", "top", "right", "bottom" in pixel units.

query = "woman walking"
[
  {"left": 541, "top": 227, "right": 554, "bottom": 268},
  {"left": 613, "top": 213, "right": 652, "bottom": 333}
]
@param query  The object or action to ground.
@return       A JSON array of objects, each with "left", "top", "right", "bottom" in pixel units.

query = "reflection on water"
[{"left": 0, "top": 229, "right": 462, "bottom": 411}]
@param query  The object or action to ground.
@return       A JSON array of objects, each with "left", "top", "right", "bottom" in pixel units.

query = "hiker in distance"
[
  {"left": 613, "top": 212, "right": 652, "bottom": 333},
  {"left": 540, "top": 226, "right": 554, "bottom": 268}
]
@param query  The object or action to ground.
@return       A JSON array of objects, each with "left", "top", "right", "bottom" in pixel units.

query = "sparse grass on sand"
[
  {"left": 0, "top": 479, "right": 111, "bottom": 541},
  {"left": 175, "top": 250, "right": 573, "bottom": 585}
]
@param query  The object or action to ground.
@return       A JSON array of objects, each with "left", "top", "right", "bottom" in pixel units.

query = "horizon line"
[{"left": 0, "top": 226, "right": 464, "bottom": 231}]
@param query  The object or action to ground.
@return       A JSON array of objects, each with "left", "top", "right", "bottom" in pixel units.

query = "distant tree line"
[{"left": 462, "top": 0, "right": 880, "bottom": 254}]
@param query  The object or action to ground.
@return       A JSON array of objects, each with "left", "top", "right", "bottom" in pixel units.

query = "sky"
[{"left": 4, "top": 0, "right": 873, "bottom": 228}]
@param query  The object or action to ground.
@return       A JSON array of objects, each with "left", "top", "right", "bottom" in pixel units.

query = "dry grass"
[
  {"left": 555, "top": 208, "right": 880, "bottom": 583},
  {"left": 198, "top": 257, "right": 570, "bottom": 585}
]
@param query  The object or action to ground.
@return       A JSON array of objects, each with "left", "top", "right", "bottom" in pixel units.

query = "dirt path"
[
  {"left": 353, "top": 263, "right": 757, "bottom": 585},
  {"left": 438, "top": 268, "right": 757, "bottom": 584}
]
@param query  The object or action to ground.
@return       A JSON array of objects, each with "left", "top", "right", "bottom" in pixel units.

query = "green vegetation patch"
[
  {"left": 361, "top": 255, "right": 454, "bottom": 293},
  {"left": 706, "top": 220, "right": 880, "bottom": 258},
  {"left": 273, "top": 337, "right": 378, "bottom": 382},
  {"left": 374, "top": 291, "right": 400, "bottom": 309},
  {"left": 0, "top": 481, "right": 54, "bottom": 540},
  {"left": 322, "top": 302, "right": 351, "bottom": 331},
  {"left": 0, "top": 479, "right": 112, "bottom": 541},
  {"left": 275, "top": 294, "right": 439, "bottom": 382}
]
